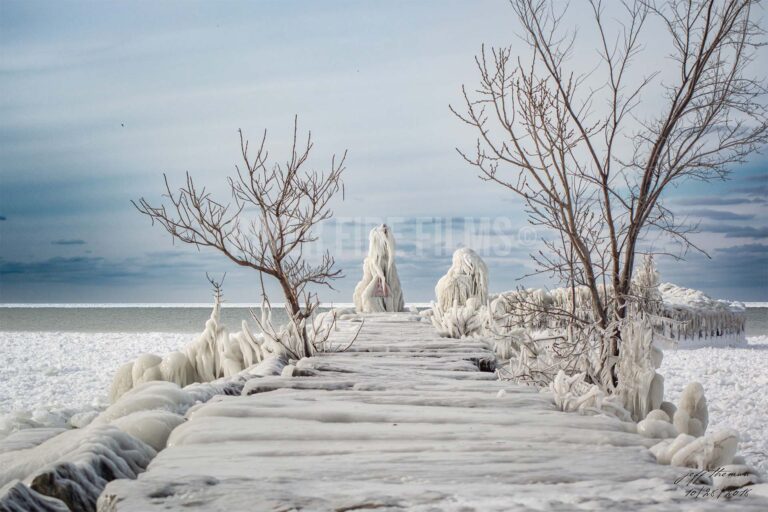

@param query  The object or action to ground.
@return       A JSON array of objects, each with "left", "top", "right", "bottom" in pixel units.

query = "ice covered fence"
[
  {"left": 490, "top": 282, "right": 745, "bottom": 349},
  {"left": 95, "top": 314, "right": 764, "bottom": 510}
]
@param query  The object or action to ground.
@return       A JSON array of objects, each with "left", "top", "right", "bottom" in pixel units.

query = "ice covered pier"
[{"left": 92, "top": 313, "right": 763, "bottom": 511}]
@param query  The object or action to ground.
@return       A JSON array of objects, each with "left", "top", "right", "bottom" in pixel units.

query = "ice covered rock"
[
  {"left": 645, "top": 409, "right": 671, "bottom": 423},
  {"left": 0, "top": 479, "right": 69, "bottom": 512},
  {"left": 95, "top": 381, "right": 196, "bottom": 425},
  {"left": 637, "top": 418, "right": 677, "bottom": 439},
  {"left": 0, "top": 425, "right": 155, "bottom": 511},
  {"left": 660, "top": 401, "right": 677, "bottom": 421},
  {"left": 110, "top": 410, "right": 185, "bottom": 452},
  {"left": 650, "top": 433, "right": 697, "bottom": 465},
  {"left": 435, "top": 247, "right": 488, "bottom": 310},
  {"left": 353, "top": 224, "right": 405, "bottom": 313},
  {"left": 108, "top": 294, "right": 266, "bottom": 402},
  {"left": 670, "top": 429, "right": 739, "bottom": 470},
  {"left": 489, "top": 262, "right": 745, "bottom": 347},
  {"left": 674, "top": 382, "right": 708, "bottom": 436}
]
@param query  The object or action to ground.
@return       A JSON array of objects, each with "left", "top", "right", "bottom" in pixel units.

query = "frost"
[{"left": 353, "top": 225, "right": 405, "bottom": 313}]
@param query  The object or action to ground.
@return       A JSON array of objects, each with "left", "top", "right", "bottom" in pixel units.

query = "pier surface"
[{"left": 100, "top": 313, "right": 766, "bottom": 511}]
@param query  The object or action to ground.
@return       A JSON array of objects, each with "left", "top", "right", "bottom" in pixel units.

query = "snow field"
[{"left": 0, "top": 332, "right": 191, "bottom": 436}]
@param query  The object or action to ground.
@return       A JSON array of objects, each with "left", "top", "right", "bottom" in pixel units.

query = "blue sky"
[{"left": 0, "top": 0, "right": 766, "bottom": 303}]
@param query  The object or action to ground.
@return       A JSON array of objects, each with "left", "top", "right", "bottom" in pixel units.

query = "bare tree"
[
  {"left": 453, "top": 0, "right": 767, "bottom": 388},
  {"left": 133, "top": 117, "right": 348, "bottom": 357}
]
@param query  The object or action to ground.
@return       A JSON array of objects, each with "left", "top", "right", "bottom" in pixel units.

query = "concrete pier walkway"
[{"left": 99, "top": 313, "right": 766, "bottom": 511}]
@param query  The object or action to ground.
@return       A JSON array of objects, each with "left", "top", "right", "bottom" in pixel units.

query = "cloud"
[
  {"left": 674, "top": 196, "right": 763, "bottom": 206},
  {"left": 51, "top": 239, "right": 87, "bottom": 245},
  {"left": 683, "top": 209, "right": 754, "bottom": 221},
  {"left": 699, "top": 224, "right": 768, "bottom": 239}
]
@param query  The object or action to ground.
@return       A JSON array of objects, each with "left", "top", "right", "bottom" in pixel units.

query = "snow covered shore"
[
  {"left": 1, "top": 313, "right": 767, "bottom": 509},
  {"left": 660, "top": 335, "right": 768, "bottom": 475},
  {"left": 0, "top": 332, "right": 190, "bottom": 436}
]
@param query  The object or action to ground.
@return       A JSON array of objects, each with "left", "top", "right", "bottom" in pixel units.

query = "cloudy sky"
[{"left": 0, "top": 0, "right": 766, "bottom": 304}]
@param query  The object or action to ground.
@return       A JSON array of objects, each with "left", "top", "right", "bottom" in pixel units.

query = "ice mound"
[{"left": 353, "top": 224, "right": 405, "bottom": 313}]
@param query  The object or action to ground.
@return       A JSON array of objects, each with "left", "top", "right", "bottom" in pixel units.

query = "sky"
[{"left": 0, "top": 0, "right": 766, "bottom": 304}]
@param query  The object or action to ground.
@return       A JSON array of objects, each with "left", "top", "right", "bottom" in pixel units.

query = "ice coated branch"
[{"left": 133, "top": 117, "right": 348, "bottom": 357}]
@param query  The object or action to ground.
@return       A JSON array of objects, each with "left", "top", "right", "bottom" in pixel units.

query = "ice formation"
[
  {"left": 352, "top": 224, "right": 405, "bottom": 313},
  {"left": 108, "top": 293, "right": 265, "bottom": 402},
  {"left": 615, "top": 317, "right": 665, "bottom": 421},
  {"left": 429, "top": 298, "right": 489, "bottom": 338},
  {"left": 672, "top": 382, "right": 708, "bottom": 437},
  {"left": 0, "top": 480, "right": 69, "bottom": 512},
  {"left": 656, "top": 282, "right": 745, "bottom": 346},
  {"left": 435, "top": 247, "right": 488, "bottom": 310},
  {"left": 489, "top": 256, "right": 745, "bottom": 348},
  {"left": 0, "top": 425, "right": 155, "bottom": 511},
  {"left": 549, "top": 370, "right": 632, "bottom": 421}
]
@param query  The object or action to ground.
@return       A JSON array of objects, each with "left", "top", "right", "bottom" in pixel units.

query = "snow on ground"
[
  {"left": 659, "top": 335, "right": 768, "bottom": 475},
  {"left": 0, "top": 332, "right": 191, "bottom": 435}
]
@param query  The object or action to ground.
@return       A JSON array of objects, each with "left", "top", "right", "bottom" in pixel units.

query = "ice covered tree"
[
  {"left": 133, "top": 117, "right": 347, "bottom": 358},
  {"left": 453, "top": 0, "right": 767, "bottom": 389}
]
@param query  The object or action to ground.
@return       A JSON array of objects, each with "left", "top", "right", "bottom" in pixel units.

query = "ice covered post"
[
  {"left": 353, "top": 224, "right": 405, "bottom": 313},
  {"left": 435, "top": 247, "right": 489, "bottom": 310}
]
